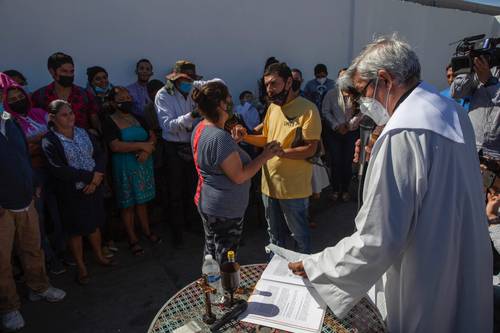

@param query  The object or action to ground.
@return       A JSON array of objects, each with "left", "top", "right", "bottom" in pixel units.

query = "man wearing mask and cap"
[
  {"left": 233, "top": 62, "right": 322, "bottom": 254},
  {"left": 287, "top": 35, "right": 492, "bottom": 332},
  {"left": 32, "top": 52, "right": 100, "bottom": 132},
  {"left": 155, "top": 60, "right": 222, "bottom": 247},
  {"left": 304, "top": 63, "right": 335, "bottom": 111}
]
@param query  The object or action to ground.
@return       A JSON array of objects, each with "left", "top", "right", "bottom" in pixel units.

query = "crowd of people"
[{"left": 1, "top": 33, "right": 500, "bottom": 332}]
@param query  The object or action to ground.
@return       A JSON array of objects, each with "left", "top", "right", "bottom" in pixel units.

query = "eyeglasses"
[{"left": 354, "top": 79, "right": 374, "bottom": 102}]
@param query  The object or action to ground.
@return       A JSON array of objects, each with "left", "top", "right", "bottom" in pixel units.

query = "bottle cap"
[{"left": 205, "top": 254, "right": 213, "bottom": 260}]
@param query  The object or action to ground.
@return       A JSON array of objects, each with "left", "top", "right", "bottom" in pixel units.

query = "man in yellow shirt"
[{"left": 236, "top": 63, "right": 322, "bottom": 253}]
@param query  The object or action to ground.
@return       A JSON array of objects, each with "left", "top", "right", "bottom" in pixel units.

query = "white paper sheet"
[
  {"left": 240, "top": 279, "right": 326, "bottom": 333},
  {"left": 240, "top": 248, "right": 326, "bottom": 333},
  {"left": 261, "top": 255, "right": 312, "bottom": 287},
  {"left": 265, "top": 244, "right": 309, "bottom": 262}
]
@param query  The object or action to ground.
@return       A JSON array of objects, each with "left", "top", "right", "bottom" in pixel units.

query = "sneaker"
[
  {"left": 29, "top": 286, "right": 66, "bottom": 302},
  {"left": 1, "top": 310, "right": 25, "bottom": 332}
]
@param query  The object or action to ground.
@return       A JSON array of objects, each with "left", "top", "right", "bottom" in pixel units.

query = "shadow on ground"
[{"left": 14, "top": 193, "right": 357, "bottom": 333}]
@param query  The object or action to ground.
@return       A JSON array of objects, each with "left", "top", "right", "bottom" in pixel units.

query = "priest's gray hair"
[{"left": 338, "top": 34, "right": 421, "bottom": 91}]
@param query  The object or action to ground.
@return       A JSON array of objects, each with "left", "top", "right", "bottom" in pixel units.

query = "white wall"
[
  {"left": 0, "top": 0, "right": 497, "bottom": 96},
  {"left": 493, "top": 16, "right": 500, "bottom": 35}
]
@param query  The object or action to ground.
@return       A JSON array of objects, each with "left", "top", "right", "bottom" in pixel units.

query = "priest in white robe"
[{"left": 289, "top": 35, "right": 493, "bottom": 332}]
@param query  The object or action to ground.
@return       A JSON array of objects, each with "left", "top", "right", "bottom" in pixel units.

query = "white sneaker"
[
  {"left": 29, "top": 286, "right": 66, "bottom": 302},
  {"left": 1, "top": 310, "right": 25, "bottom": 332}
]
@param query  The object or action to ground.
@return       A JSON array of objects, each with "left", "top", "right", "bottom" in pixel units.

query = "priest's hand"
[{"left": 288, "top": 261, "right": 308, "bottom": 278}]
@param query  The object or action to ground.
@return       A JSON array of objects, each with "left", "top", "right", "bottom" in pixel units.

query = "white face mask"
[
  {"left": 359, "top": 77, "right": 391, "bottom": 126},
  {"left": 317, "top": 77, "right": 327, "bottom": 85}
]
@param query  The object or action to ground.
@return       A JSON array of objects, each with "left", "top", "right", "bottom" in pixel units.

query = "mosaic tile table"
[{"left": 148, "top": 264, "right": 387, "bottom": 333}]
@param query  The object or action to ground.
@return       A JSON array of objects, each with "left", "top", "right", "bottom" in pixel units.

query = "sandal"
[
  {"left": 329, "top": 192, "right": 340, "bottom": 202},
  {"left": 107, "top": 241, "right": 119, "bottom": 252},
  {"left": 98, "top": 258, "right": 118, "bottom": 267},
  {"left": 146, "top": 233, "right": 163, "bottom": 245},
  {"left": 75, "top": 273, "right": 90, "bottom": 286},
  {"left": 129, "top": 242, "right": 145, "bottom": 256}
]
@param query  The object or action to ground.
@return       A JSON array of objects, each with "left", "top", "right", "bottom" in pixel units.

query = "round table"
[{"left": 148, "top": 264, "right": 387, "bottom": 333}]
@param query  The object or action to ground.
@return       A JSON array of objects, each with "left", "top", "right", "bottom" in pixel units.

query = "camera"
[{"left": 451, "top": 34, "right": 500, "bottom": 75}]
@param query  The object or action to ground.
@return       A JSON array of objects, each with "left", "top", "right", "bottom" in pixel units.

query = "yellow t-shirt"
[{"left": 261, "top": 96, "right": 322, "bottom": 199}]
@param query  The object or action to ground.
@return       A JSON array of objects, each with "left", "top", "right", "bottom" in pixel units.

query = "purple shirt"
[{"left": 126, "top": 81, "right": 150, "bottom": 117}]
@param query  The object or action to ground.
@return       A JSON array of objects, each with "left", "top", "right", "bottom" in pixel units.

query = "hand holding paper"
[{"left": 288, "top": 261, "right": 308, "bottom": 278}]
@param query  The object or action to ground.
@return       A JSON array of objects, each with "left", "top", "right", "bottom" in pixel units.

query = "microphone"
[
  {"left": 357, "top": 122, "right": 374, "bottom": 210},
  {"left": 210, "top": 299, "right": 248, "bottom": 332}
]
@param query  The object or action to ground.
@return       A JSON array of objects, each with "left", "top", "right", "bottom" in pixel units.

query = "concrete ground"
[
  {"left": 7, "top": 188, "right": 500, "bottom": 333},
  {"left": 9, "top": 191, "right": 357, "bottom": 333}
]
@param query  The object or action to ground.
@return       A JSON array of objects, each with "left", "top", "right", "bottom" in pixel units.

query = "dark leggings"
[{"left": 325, "top": 130, "right": 358, "bottom": 193}]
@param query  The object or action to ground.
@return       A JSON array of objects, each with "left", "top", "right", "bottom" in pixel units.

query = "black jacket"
[{"left": 41, "top": 128, "right": 105, "bottom": 196}]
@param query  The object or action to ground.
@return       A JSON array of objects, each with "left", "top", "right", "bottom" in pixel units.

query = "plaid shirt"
[{"left": 32, "top": 82, "right": 99, "bottom": 129}]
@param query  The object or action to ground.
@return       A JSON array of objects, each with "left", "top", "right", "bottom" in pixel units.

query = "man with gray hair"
[{"left": 288, "top": 35, "right": 492, "bottom": 332}]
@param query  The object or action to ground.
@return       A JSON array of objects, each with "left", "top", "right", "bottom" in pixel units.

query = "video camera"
[{"left": 451, "top": 34, "right": 500, "bottom": 75}]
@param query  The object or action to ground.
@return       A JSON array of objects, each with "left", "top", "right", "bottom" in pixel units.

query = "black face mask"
[
  {"left": 117, "top": 101, "right": 134, "bottom": 113},
  {"left": 269, "top": 86, "right": 290, "bottom": 106},
  {"left": 9, "top": 98, "right": 30, "bottom": 115},
  {"left": 57, "top": 75, "right": 74, "bottom": 88},
  {"left": 291, "top": 79, "right": 302, "bottom": 92}
]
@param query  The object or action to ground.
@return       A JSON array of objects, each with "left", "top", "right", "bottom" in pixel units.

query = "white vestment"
[{"left": 303, "top": 82, "right": 493, "bottom": 332}]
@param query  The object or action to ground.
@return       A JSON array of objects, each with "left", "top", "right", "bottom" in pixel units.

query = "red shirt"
[{"left": 32, "top": 82, "right": 99, "bottom": 129}]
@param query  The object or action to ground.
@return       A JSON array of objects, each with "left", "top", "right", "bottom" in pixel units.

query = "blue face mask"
[
  {"left": 178, "top": 82, "right": 193, "bottom": 94},
  {"left": 94, "top": 84, "right": 111, "bottom": 94}
]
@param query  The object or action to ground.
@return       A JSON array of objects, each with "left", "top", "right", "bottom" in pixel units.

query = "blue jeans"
[{"left": 261, "top": 194, "right": 311, "bottom": 254}]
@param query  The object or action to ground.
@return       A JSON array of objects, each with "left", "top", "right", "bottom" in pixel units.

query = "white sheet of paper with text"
[{"left": 241, "top": 279, "right": 325, "bottom": 333}]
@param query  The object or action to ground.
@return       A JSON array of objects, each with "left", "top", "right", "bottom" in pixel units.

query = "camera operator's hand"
[{"left": 474, "top": 56, "right": 492, "bottom": 84}]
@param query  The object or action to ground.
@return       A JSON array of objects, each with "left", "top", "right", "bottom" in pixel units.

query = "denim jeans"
[{"left": 261, "top": 194, "right": 311, "bottom": 254}]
